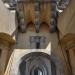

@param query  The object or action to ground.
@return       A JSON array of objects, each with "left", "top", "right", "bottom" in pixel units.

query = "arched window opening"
[
  {"left": 19, "top": 52, "right": 58, "bottom": 75},
  {"left": 30, "top": 36, "right": 46, "bottom": 49}
]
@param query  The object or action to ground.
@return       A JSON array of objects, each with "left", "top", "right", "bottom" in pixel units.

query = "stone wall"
[{"left": 0, "top": 0, "right": 16, "bottom": 36}]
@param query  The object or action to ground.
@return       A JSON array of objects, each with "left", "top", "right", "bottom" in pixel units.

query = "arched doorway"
[{"left": 19, "top": 52, "right": 56, "bottom": 75}]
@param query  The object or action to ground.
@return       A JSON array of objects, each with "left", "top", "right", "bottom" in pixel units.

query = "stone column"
[
  {"left": 0, "top": 33, "right": 15, "bottom": 75},
  {"left": 60, "top": 34, "right": 75, "bottom": 75},
  {"left": 68, "top": 49, "right": 75, "bottom": 75},
  {"left": 0, "top": 49, "right": 8, "bottom": 75}
]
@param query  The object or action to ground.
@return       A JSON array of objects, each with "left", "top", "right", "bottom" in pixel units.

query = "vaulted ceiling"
[
  {"left": 3, "top": 0, "right": 74, "bottom": 33},
  {"left": 17, "top": 0, "right": 57, "bottom": 33}
]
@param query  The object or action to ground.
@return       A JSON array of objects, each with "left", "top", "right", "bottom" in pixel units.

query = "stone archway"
[
  {"left": 19, "top": 52, "right": 52, "bottom": 75},
  {"left": 16, "top": 52, "right": 63, "bottom": 75},
  {"left": 8, "top": 52, "right": 64, "bottom": 75}
]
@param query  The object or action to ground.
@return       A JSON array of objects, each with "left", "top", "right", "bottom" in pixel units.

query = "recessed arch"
[
  {"left": 10, "top": 52, "right": 64, "bottom": 75},
  {"left": 19, "top": 52, "right": 56, "bottom": 75},
  {"left": 21, "top": 52, "right": 51, "bottom": 61}
]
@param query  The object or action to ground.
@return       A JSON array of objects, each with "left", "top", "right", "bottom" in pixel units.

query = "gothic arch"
[{"left": 15, "top": 52, "right": 64, "bottom": 75}]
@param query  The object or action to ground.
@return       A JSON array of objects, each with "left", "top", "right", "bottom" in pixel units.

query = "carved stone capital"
[{"left": 0, "top": 33, "right": 15, "bottom": 47}]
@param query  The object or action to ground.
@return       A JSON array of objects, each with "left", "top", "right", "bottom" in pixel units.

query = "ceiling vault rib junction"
[{"left": 17, "top": 0, "right": 57, "bottom": 33}]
